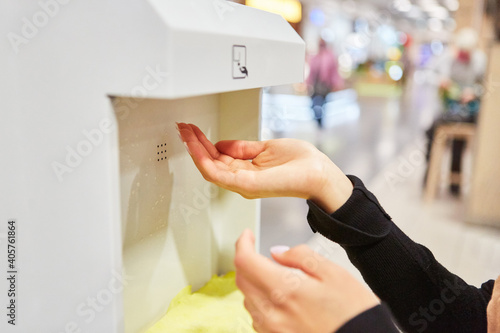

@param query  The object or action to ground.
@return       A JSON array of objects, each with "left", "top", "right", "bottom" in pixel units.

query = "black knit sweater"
[{"left": 306, "top": 175, "right": 495, "bottom": 333}]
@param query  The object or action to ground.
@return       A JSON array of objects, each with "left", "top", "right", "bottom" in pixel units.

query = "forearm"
[
  {"left": 307, "top": 175, "right": 494, "bottom": 333},
  {"left": 336, "top": 304, "right": 399, "bottom": 333},
  {"left": 344, "top": 223, "right": 492, "bottom": 332}
]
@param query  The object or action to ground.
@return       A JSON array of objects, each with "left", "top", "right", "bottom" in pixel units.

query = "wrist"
[{"left": 309, "top": 157, "right": 353, "bottom": 214}]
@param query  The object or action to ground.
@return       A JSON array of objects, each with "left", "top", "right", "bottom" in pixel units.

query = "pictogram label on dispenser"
[
  {"left": 6, "top": 219, "right": 17, "bottom": 325},
  {"left": 232, "top": 45, "right": 248, "bottom": 79}
]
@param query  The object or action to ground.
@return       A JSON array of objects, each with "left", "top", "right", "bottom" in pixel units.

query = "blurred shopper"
[
  {"left": 178, "top": 122, "right": 499, "bottom": 333},
  {"left": 307, "top": 39, "right": 343, "bottom": 128},
  {"left": 425, "top": 28, "right": 487, "bottom": 195}
]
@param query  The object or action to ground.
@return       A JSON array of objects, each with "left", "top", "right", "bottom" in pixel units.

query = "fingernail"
[
  {"left": 270, "top": 245, "right": 290, "bottom": 255},
  {"left": 184, "top": 142, "right": 191, "bottom": 155}
]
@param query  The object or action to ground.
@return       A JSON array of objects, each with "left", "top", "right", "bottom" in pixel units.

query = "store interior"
[
  {"left": 3, "top": 0, "right": 500, "bottom": 331},
  {"left": 244, "top": 0, "right": 500, "bottom": 288}
]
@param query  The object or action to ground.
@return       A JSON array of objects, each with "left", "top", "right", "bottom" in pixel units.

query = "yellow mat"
[{"left": 146, "top": 272, "right": 256, "bottom": 332}]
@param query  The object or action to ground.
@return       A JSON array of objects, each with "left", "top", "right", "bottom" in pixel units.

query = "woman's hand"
[
  {"left": 234, "top": 229, "right": 379, "bottom": 333},
  {"left": 177, "top": 123, "right": 352, "bottom": 214},
  {"left": 488, "top": 276, "right": 500, "bottom": 333}
]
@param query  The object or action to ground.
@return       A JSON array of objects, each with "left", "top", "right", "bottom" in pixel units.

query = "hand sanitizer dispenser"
[{"left": 1, "top": 0, "right": 304, "bottom": 332}]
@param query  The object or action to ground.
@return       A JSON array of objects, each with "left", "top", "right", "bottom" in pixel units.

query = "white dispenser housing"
[{"left": 0, "top": 0, "right": 304, "bottom": 332}]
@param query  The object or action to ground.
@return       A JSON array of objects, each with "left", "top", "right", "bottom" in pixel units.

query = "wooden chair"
[{"left": 424, "top": 123, "right": 476, "bottom": 202}]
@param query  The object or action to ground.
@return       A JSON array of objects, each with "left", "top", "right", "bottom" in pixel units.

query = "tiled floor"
[{"left": 259, "top": 80, "right": 500, "bottom": 288}]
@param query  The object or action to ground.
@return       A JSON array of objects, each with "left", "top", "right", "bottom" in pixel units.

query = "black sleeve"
[
  {"left": 336, "top": 304, "right": 399, "bottom": 333},
  {"left": 307, "top": 175, "right": 495, "bottom": 333}
]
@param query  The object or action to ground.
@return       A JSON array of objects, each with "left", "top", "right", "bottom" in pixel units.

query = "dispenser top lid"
[{"left": 111, "top": 0, "right": 306, "bottom": 99}]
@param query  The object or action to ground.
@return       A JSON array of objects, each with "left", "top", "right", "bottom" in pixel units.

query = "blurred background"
[{"left": 234, "top": 0, "right": 500, "bottom": 287}]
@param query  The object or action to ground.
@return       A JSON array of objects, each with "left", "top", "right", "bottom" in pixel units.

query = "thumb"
[
  {"left": 235, "top": 229, "right": 256, "bottom": 257},
  {"left": 215, "top": 140, "right": 266, "bottom": 160},
  {"left": 270, "top": 244, "right": 328, "bottom": 279}
]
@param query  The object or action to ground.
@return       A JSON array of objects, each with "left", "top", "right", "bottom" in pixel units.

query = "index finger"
[
  {"left": 177, "top": 123, "right": 228, "bottom": 180},
  {"left": 188, "top": 123, "right": 220, "bottom": 159},
  {"left": 177, "top": 122, "right": 214, "bottom": 162}
]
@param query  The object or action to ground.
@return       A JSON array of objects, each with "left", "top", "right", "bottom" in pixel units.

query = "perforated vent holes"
[{"left": 157, "top": 143, "right": 168, "bottom": 162}]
